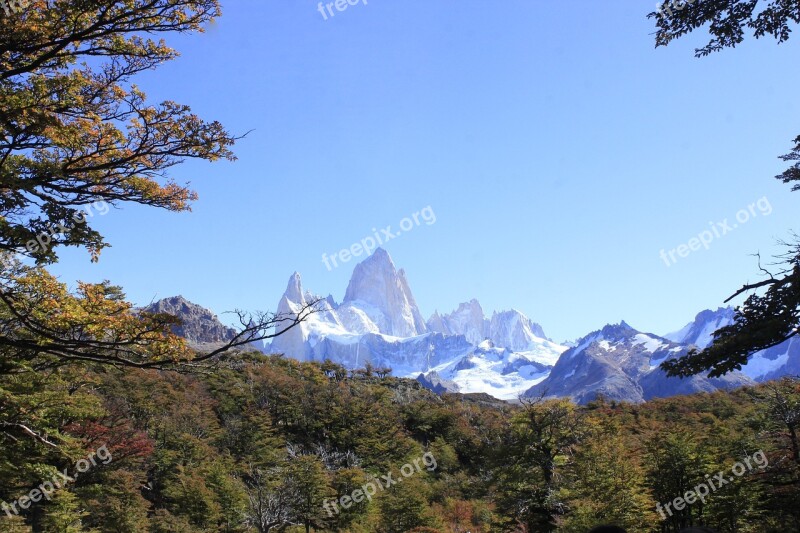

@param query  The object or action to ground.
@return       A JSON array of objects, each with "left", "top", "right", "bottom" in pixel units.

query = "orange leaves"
[
  {"left": 1, "top": 1, "right": 235, "bottom": 264},
  {"left": 1, "top": 262, "right": 196, "bottom": 366}
]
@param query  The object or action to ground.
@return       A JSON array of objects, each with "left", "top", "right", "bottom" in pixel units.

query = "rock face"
[
  {"left": 427, "top": 301, "right": 548, "bottom": 351},
  {"left": 270, "top": 272, "right": 347, "bottom": 361},
  {"left": 427, "top": 300, "right": 489, "bottom": 345},
  {"left": 416, "top": 371, "right": 460, "bottom": 394},
  {"left": 266, "top": 259, "right": 473, "bottom": 372},
  {"left": 307, "top": 332, "right": 475, "bottom": 374},
  {"left": 488, "top": 310, "right": 548, "bottom": 351},
  {"left": 142, "top": 296, "right": 236, "bottom": 345},
  {"left": 665, "top": 307, "right": 800, "bottom": 382},
  {"left": 526, "top": 321, "right": 753, "bottom": 404},
  {"left": 269, "top": 273, "right": 317, "bottom": 361},
  {"left": 265, "top": 248, "right": 563, "bottom": 396},
  {"left": 342, "top": 248, "right": 427, "bottom": 337},
  {"left": 665, "top": 307, "right": 736, "bottom": 348},
  {"left": 263, "top": 248, "right": 760, "bottom": 402}
]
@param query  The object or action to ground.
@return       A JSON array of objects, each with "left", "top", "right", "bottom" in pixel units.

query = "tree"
[
  {"left": 0, "top": 1, "right": 319, "bottom": 373},
  {"left": 37, "top": 490, "right": 87, "bottom": 532},
  {"left": 750, "top": 377, "right": 800, "bottom": 465},
  {"left": 493, "top": 397, "right": 585, "bottom": 532},
  {"left": 377, "top": 478, "right": 435, "bottom": 533},
  {"left": 0, "top": 7, "right": 321, "bottom": 526},
  {"left": 243, "top": 465, "right": 298, "bottom": 533},
  {"left": 650, "top": 1, "right": 800, "bottom": 378},
  {"left": 558, "top": 422, "right": 657, "bottom": 532},
  {"left": 243, "top": 455, "right": 334, "bottom": 533},
  {"left": 651, "top": 0, "right": 800, "bottom": 57},
  {"left": 79, "top": 470, "right": 151, "bottom": 533},
  {"left": 745, "top": 378, "right": 800, "bottom": 530},
  {"left": 0, "top": 0, "right": 233, "bottom": 264},
  {"left": 288, "top": 455, "right": 334, "bottom": 533},
  {"left": 0, "top": 257, "right": 318, "bottom": 372},
  {"left": 644, "top": 431, "right": 713, "bottom": 532}
]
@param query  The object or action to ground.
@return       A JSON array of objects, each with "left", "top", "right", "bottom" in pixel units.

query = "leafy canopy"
[{"left": 651, "top": 0, "right": 800, "bottom": 378}]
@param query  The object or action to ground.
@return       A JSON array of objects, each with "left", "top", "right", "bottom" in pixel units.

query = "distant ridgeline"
[{"left": 154, "top": 249, "right": 800, "bottom": 403}]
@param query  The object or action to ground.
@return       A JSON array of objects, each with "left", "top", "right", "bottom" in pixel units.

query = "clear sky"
[{"left": 49, "top": 0, "right": 799, "bottom": 343}]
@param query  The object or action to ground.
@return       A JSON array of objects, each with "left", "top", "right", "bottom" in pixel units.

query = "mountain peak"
[
  {"left": 342, "top": 248, "right": 427, "bottom": 337},
  {"left": 489, "top": 309, "right": 548, "bottom": 350},
  {"left": 283, "top": 271, "right": 305, "bottom": 305},
  {"left": 665, "top": 307, "right": 736, "bottom": 348},
  {"left": 601, "top": 320, "right": 637, "bottom": 338},
  {"left": 142, "top": 296, "right": 235, "bottom": 345},
  {"left": 427, "top": 299, "right": 488, "bottom": 345},
  {"left": 694, "top": 307, "right": 735, "bottom": 323},
  {"left": 372, "top": 246, "right": 390, "bottom": 258},
  {"left": 361, "top": 247, "right": 393, "bottom": 268}
]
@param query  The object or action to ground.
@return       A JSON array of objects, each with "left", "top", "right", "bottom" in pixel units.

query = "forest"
[{"left": 3, "top": 350, "right": 800, "bottom": 532}]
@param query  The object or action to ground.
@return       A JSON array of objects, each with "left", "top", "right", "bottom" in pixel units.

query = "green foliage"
[
  {"left": 2, "top": 350, "right": 800, "bottom": 531},
  {"left": 79, "top": 470, "right": 150, "bottom": 533},
  {"left": 38, "top": 491, "right": 87, "bottom": 533},
  {"left": 377, "top": 478, "right": 436, "bottom": 533},
  {"left": 651, "top": 0, "right": 800, "bottom": 383},
  {"left": 559, "top": 424, "right": 657, "bottom": 532},
  {"left": 650, "top": 0, "right": 800, "bottom": 57}
]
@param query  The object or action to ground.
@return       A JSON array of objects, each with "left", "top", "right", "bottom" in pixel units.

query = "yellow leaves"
[
  {"left": 2, "top": 264, "right": 196, "bottom": 366},
  {"left": 2, "top": 1, "right": 235, "bottom": 265},
  {"left": 123, "top": 176, "right": 195, "bottom": 211},
  {"left": 112, "top": 85, "right": 127, "bottom": 99}
]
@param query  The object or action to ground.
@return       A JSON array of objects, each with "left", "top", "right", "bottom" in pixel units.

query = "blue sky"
[{"left": 49, "top": 0, "right": 799, "bottom": 342}]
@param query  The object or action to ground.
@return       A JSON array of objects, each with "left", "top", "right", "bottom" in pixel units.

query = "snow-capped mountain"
[
  {"left": 264, "top": 248, "right": 762, "bottom": 402},
  {"left": 488, "top": 310, "right": 549, "bottom": 351},
  {"left": 526, "top": 321, "right": 753, "bottom": 404},
  {"left": 152, "top": 249, "right": 784, "bottom": 403},
  {"left": 428, "top": 300, "right": 488, "bottom": 345},
  {"left": 418, "top": 339, "right": 566, "bottom": 401},
  {"left": 665, "top": 307, "right": 736, "bottom": 348},
  {"left": 666, "top": 307, "right": 800, "bottom": 382},
  {"left": 266, "top": 248, "right": 564, "bottom": 396},
  {"left": 342, "top": 248, "right": 428, "bottom": 337},
  {"left": 427, "top": 300, "right": 549, "bottom": 351}
]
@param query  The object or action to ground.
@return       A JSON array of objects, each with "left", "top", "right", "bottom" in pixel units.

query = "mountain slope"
[
  {"left": 149, "top": 251, "right": 764, "bottom": 403},
  {"left": 526, "top": 322, "right": 753, "bottom": 404},
  {"left": 666, "top": 307, "right": 800, "bottom": 381},
  {"left": 427, "top": 299, "right": 488, "bottom": 345},
  {"left": 266, "top": 248, "right": 564, "bottom": 397},
  {"left": 142, "top": 296, "right": 236, "bottom": 347},
  {"left": 419, "top": 338, "right": 566, "bottom": 400},
  {"left": 342, "top": 248, "right": 427, "bottom": 337}
]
